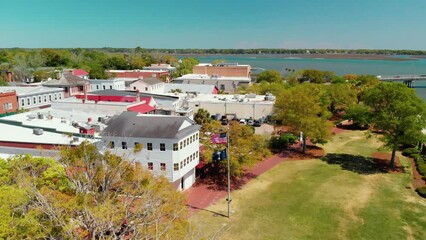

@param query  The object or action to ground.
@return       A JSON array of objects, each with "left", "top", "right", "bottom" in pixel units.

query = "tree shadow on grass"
[{"left": 321, "top": 153, "right": 387, "bottom": 174}]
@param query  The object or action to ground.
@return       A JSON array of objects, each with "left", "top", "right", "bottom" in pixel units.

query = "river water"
[{"left": 183, "top": 55, "right": 426, "bottom": 101}]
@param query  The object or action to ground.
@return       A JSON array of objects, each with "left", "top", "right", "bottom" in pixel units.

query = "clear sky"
[{"left": 1, "top": 0, "right": 425, "bottom": 50}]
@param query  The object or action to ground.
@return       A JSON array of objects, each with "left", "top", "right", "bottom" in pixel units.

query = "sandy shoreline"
[{"left": 176, "top": 53, "right": 418, "bottom": 61}]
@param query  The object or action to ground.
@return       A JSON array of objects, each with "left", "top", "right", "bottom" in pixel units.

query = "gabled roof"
[
  {"left": 101, "top": 111, "right": 199, "bottom": 139},
  {"left": 43, "top": 73, "right": 88, "bottom": 87},
  {"left": 73, "top": 69, "right": 89, "bottom": 76},
  {"left": 139, "top": 78, "right": 163, "bottom": 85}
]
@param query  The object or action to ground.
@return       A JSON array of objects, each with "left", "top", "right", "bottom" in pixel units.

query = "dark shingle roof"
[
  {"left": 101, "top": 112, "right": 200, "bottom": 139},
  {"left": 43, "top": 73, "right": 88, "bottom": 87}
]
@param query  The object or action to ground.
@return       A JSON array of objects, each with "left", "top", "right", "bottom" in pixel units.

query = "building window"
[
  {"left": 196, "top": 133, "right": 199, "bottom": 140},
  {"left": 39, "top": 96, "right": 41, "bottom": 103},
  {"left": 44, "top": 96, "right": 47, "bottom": 102},
  {"left": 180, "top": 142, "right": 183, "bottom": 149},
  {"left": 160, "top": 143, "right": 165, "bottom": 151},
  {"left": 145, "top": 87, "right": 148, "bottom": 91},
  {"left": 109, "top": 141, "right": 115, "bottom": 148},
  {"left": 27, "top": 98, "right": 30, "bottom": 105},
  {"left": 133, "top": 86, "right": 136, "bottom": 90},
  {"left": 174, "top": 163, "right": 179, "bottom": 171},
  {"left": 49, "top": 95, "right": 52, "bottom": 101},
  {"left": 33, "top": 97, "right": 36, "bottom": 104},
  {"left": 97, "top": 85, "right": 99, "bottom": 90},
  {"left": 148, "top": 162, "right": 153, "bottom": 170},
  {"left": 21, "top": 99, "right": 25, "bottom": 106},
  {"left": 180, "top": 161, "right": 183, "bottom": 169},
  {"left": 196, "top": 151, "right": 199, "bottom": 157},
  {"left": 122, "top": 142, "right": 127, "bottom": 149},
  {"left": 147, "top": 143, "right": 152, "bottom": 150},
  {"left": 109, "top": 85, "right": 112, "bottom": 89},
  {"left": 103, "top": 85, "right": 106, "bottom": 90},
  {"left": 58, "top": 94, "right": 62, "bottom": 99},
  {"left": 54, "top": 94, "right": 57, "bottom": 100},
  {"left": 160, "top": 163, "right": 166, "bottom": 171},
  {"left": 173, "top": 143, "right": 178, "bottom": 151}
]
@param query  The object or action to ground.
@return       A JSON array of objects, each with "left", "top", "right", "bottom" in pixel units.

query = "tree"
[
  {"left": 363, "top": 82, "right": 426, "bottom": 168},
  {"left": 344, "top": 103, "right": 371, "bottom": 129},
  {"left": 200, "top": 121, "right": 270, "bottom": 179},
  {"left": 173, "top": 58, "right": 199, "bottom": 78},
  {"left": 325, "top": 83, "right": 358, "bottom": 113},
  {"left": 194, "top": 108, "right": 211, "bottom": 127},
  {"left": 0, "top": 143, "right": 192, "bottom": 239},
  {"left": 256, "top": 70, "right": 283, "bottom": 83},
  {"left": 274, "top": 83, "right": 331, "bottom": 152}
]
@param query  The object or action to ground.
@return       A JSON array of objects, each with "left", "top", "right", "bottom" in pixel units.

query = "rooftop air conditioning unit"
[
  {"left": 246, "top": 94, "right": 256, "bottom": 98},
  {"left": 72, "top": 137, "right": 79, "bottom": 142},
  {"left": 33, "top": 128, "right": 44, "bottom": 135},
  {"left": 37, "top": 112, "right": 44, "bottom": 119}
]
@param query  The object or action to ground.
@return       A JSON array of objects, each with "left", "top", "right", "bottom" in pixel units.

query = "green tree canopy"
[
  {"left": 256, "top": 70, "right": 283, "bottom": 83},
  {"left": 363, "top": 82, "right": 426, "bottom": 168},
  {"left": 274, "top": 83, "right": 331, "bottom": 152}
]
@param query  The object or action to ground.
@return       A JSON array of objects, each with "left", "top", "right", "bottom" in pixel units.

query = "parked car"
[
  {"left": 221, "top": 119, "right": 229, "bottom": 125},
  {"left": 239, "top": 119, "right": 247, "bottom": 125},
  {"left": 253, "top": 120, "right": 261, "bottom": 127},
  {"left": 247, "top": 119, "right": 254, "bottom": 126}
]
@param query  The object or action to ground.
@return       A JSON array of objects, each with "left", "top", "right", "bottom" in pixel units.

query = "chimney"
[
  {"left": 83, "top": 82, "right": 89, "bottom": 102},
  {"left": 136, "top": 89, "right": 140, "bottom": 102}
]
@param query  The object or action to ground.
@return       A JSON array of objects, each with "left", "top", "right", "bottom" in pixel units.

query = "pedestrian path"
[{"left": 184, "top": 152, "right": 290, "bottom": 214}]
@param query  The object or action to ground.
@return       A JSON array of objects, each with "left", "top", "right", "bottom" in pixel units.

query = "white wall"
[
  {"left": 130, "top": 81, "right": 165, "bottom": 94},
  {"left": 89, "top": 80, "right": 126, "bottom": 92},
  {"left": 18, "top": 91, "right": 65, "bottom": 110},
  {"left": 188, "top": 101, "right": 273, "bottom": 119},
  {"left": 101, "top": 130, "right": 199, "bottom": 185}
]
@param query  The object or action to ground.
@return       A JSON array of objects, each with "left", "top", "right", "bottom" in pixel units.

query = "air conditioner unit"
[{"left": 33, "top": 128, "right": 44, "bottom": 135}]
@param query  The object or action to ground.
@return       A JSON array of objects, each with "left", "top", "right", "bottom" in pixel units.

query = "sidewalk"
[{"left": 184, "top": 152, "right": 290, "bottom": 214}]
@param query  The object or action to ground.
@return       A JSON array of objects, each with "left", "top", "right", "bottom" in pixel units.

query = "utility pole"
[{"left": 226, "top": 130, "right": 231, "bottom": 218}]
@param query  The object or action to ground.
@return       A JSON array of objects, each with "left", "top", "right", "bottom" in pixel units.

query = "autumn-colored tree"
[{"left": 0, "top": 142, "right": 192, "bottom": 239}]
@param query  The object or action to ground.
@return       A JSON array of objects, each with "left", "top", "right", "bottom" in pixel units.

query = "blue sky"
[{"left": 1, "top": 0, "right": 425, "bottom": 49}]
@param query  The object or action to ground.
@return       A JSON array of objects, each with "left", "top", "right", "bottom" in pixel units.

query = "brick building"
[
  {"left": 192, "top": 63, "right": 251, "bottom": 78},
  {"left": 0, "top": 90, "right": 18, "bottom": 114},
  {"left": 0, "top": 70, "right": 13, "bottom": 82}
]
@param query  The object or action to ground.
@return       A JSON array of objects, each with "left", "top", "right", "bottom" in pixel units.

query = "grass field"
[{"left": 190, "top": 130, "right": 426, "bottom": 240}]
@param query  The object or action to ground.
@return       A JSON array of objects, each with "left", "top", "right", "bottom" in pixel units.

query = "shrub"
[
  {"left": 416, "top": 186, "right": 426, "bottom": 198},
  {"left": 402, "top": 147, "right": 419, "bottom": 157},
  {"left": 415, "top": 157, "right": 426, "bottom": 181},
  {"left": 270, "top": 133, "right": 297, "bottom": 149}
]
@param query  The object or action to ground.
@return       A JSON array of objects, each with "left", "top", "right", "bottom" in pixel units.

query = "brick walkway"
[{"left": 184, "top": 152, "right": 290, "bottom": 214}]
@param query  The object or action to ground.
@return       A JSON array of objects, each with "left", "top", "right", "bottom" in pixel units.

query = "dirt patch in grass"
[
  {"left": 371, "top": 152, "right": 404, "bottom": 173},
  {"left": 408, "top": 158, "right": 426, "bottom": 189},
  {"left": 285, "top": 145, "right": 325, "bottom": 160}
]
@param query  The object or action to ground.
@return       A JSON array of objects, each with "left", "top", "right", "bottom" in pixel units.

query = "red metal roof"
[
  {"left": 73, "top": 69, "right": 89, "bottom": 76},
  {"left": 127, "top": 103, "right": 156, "bottom": 114}
]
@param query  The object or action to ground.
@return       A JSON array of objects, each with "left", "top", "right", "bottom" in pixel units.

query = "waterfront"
[{"left": 183, "top": 55, "right": 426, "bottom": 101}]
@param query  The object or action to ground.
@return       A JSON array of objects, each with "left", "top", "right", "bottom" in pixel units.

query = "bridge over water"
[{"left": 378, "top": 74, "right": 426, "bottom": 88}]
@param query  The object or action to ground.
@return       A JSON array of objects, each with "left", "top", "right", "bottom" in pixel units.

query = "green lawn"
[{"left": 190, "top": 130, "right": 426, "bottom": 239}]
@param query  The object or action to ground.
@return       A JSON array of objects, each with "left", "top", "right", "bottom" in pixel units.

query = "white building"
[
  {"left": 0, "top": 86, "right": 65, "bottom": 110},
  {"left": 128, "top": 78, "right": 165, "bottom": 93},
  {"left": 186, "top": 93, "right": 275, "bottom": 120},
  {"left": 143, "top": 63, "right": 176, "bottom": 73},
  {"left": 173, "top": 74, "right": 251, "bottom": 93},
  {"left": 88, "top": 79, "right": 126, "bottom": 91},
  {"left": 100, "top": 112, "right": 200, "bottom": 190}
]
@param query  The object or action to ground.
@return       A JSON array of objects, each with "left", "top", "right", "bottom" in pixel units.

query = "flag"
[
  {"left": 212, "top": 149, "right": 228, "bottom": 162},
  {"left": 210, "top": 132, "right": 227, "bottom": 144}
]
